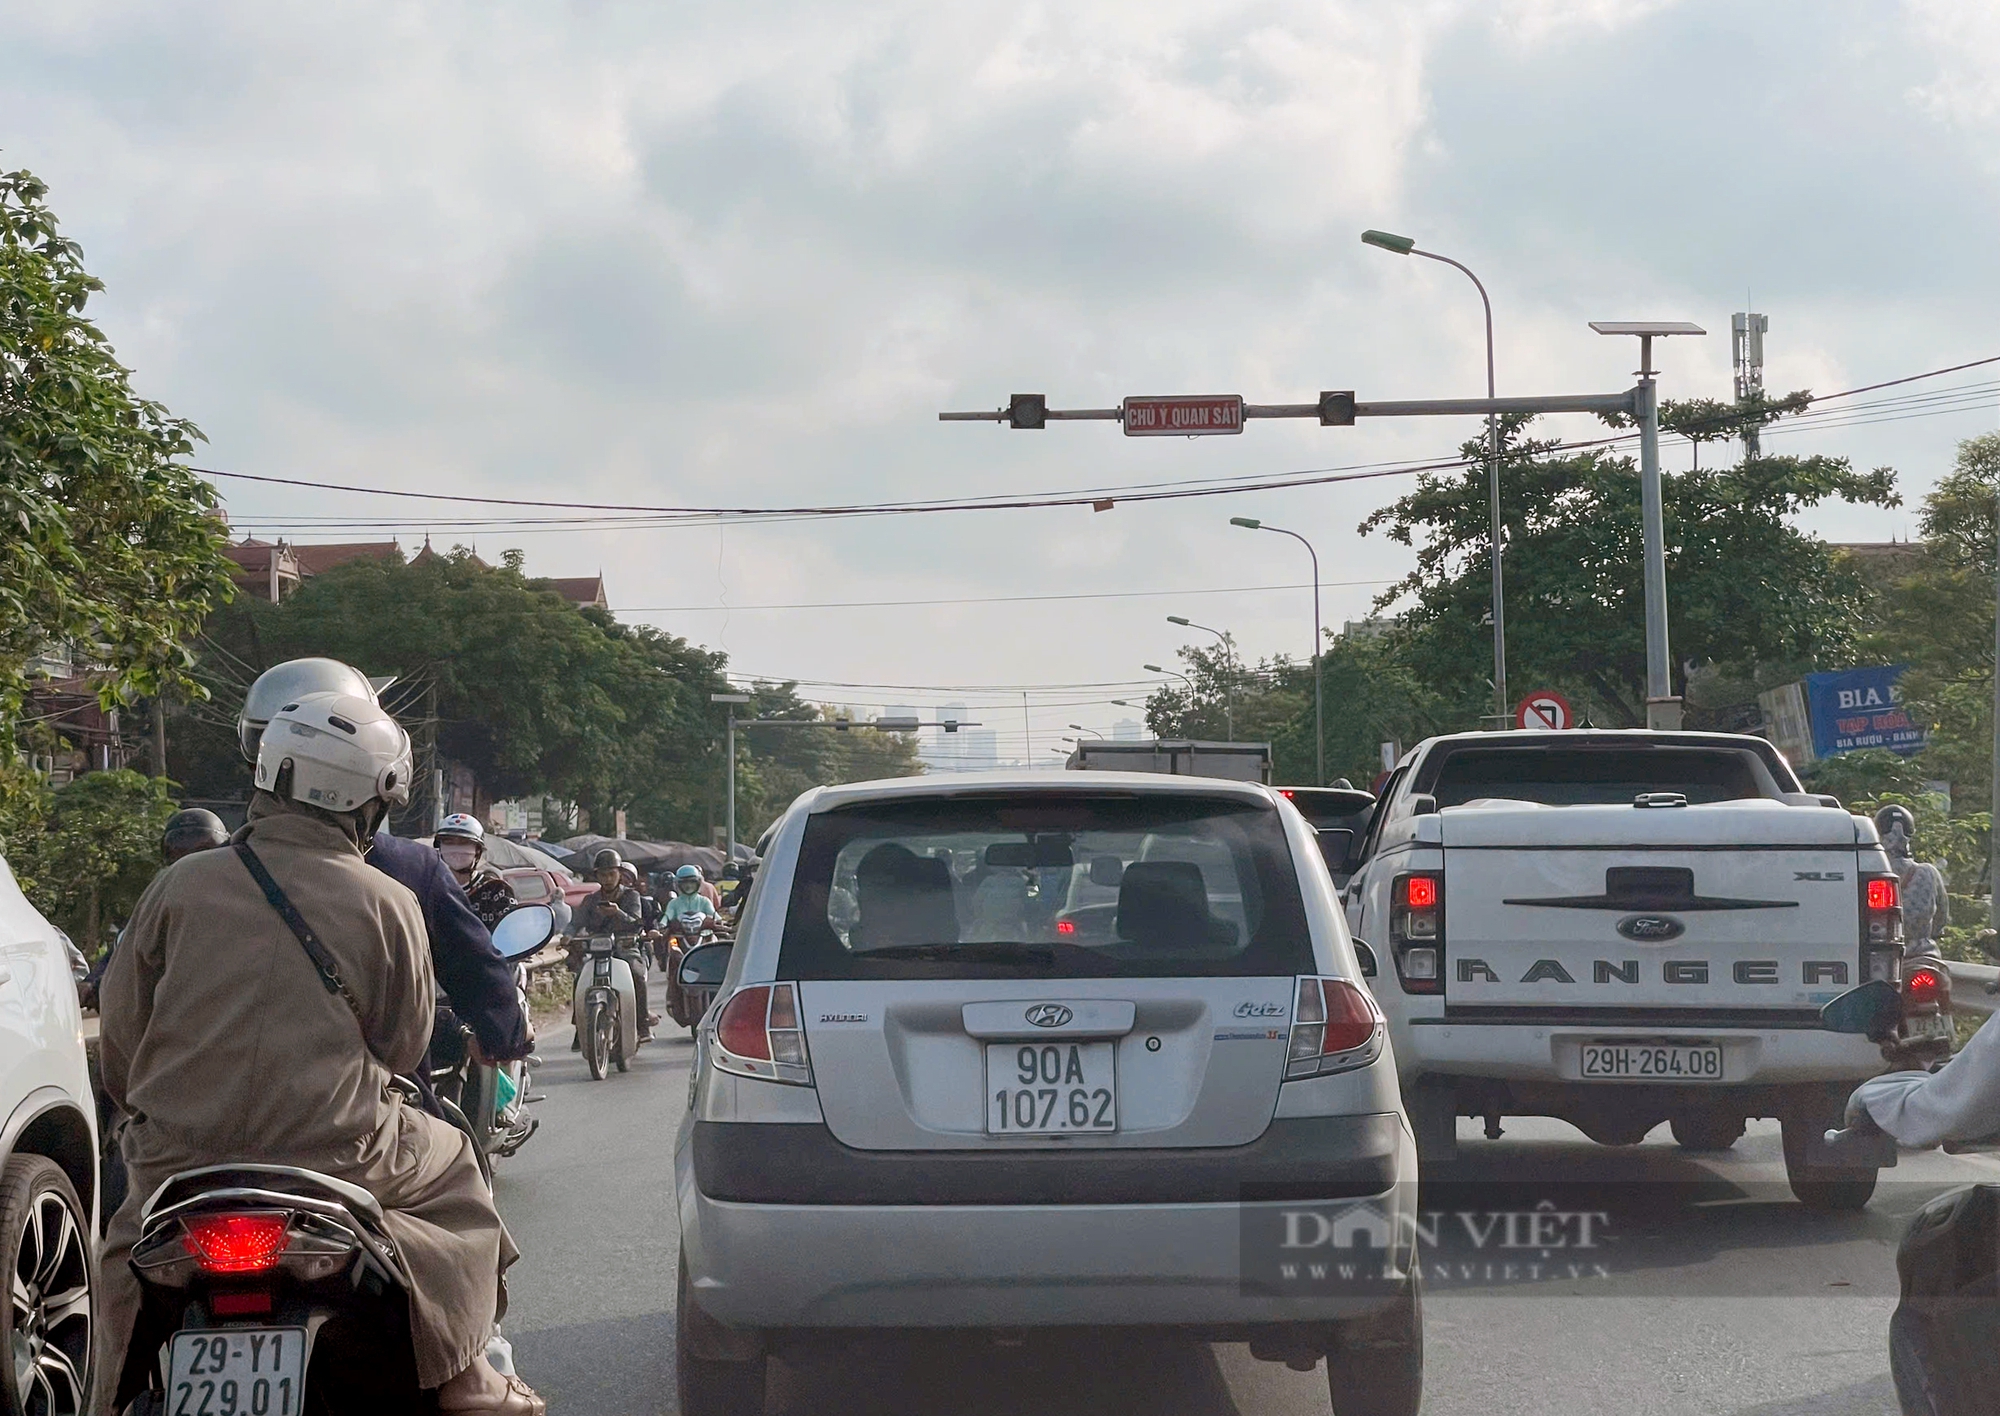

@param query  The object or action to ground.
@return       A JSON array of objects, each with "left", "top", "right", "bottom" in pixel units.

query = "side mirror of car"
[
  {"left": 1352, "top": 939, "right": 1378, "bottom": 979},
  {"left": 679, "top": 941, "right": 733, "bottom": 988},
  {"left": 490, "top": 904, "right": 557, "bottom": 960},
  {"left": 1819, "top": 979, "right": 1902, "bottom": 1040},
  {"left": 1407, "top": 794, "right": 1439, "bottom": 817}
]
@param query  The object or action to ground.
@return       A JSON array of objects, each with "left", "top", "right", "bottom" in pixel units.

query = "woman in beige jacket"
[{"left": 95, "top": 693, "right": 541, "bottom": 1415}]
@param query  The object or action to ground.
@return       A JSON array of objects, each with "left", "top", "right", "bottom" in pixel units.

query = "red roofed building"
[
  {"left": 544, "top": 575, "right": 609, "bottom": 611},
  {"left": 223, "top": 537, "right": 402, "bottom": 602}
]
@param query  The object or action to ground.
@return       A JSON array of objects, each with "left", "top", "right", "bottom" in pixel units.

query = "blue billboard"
[{"left": 1804, "top": 665, "right": 1925, "bottom": 759}]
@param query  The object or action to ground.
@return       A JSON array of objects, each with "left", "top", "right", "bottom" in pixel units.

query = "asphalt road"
[{"left": 493, "top": 974, "right": 2000, "bottom": 1415}]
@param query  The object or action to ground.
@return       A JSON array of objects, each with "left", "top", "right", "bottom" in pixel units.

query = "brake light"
[
  {"left": 183, "top": 1214, "right": 291, "bottom": 1275},
  {"left": 1390, "top": 871, "right": 1444, "bottom": 994},
  {"left": 211, "top": 1290, "right": 274, "bottom": 1316},
  {"left": 710, "top": 982, "right": 811, "bottom": 1085},
  {"left": 1861, "top": 873, "right": 1904, "bottom": 982},
  {"left": 1905, "top": 965, "right": 1945, "bottom": 1008},
  {"left": 1055, "top": 919, "right": 1077, "bottom": 936},
  {"left": 1286, "top": 977, "right": 1382, "bottom": 1078}
]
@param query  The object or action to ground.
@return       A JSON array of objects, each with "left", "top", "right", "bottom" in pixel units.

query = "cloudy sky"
[{"left": 8, "top": 0, "right": 1999, "bottom": 758}]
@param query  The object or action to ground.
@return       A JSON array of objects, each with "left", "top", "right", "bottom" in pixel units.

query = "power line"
[{"left": 618, "top": 578, "right": 1390, "bottom": 614}]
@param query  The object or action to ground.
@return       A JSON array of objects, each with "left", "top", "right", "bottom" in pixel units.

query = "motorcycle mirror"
[
  {"left": 679, "top": 941, "right": 732, "bottom": 988},
  {"left": 491, "top": 904, "right": 557, "bottom": 960},
  {"left": 1819, "top": 978, "right": 1902, "bottom": 1039}
]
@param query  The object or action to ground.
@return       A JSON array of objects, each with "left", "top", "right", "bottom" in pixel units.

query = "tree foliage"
[
  {"left": 1360, "top": 415, "right": 1897, "bottom": 726},
  {"left": 724, "top": 682, "right": 924, "bottom": 840},
  {"left": 6, "top": 769, "right": 180, "bottom": 952},
  {"left": 0, "top": 167, "right": 234, "bottom": 715}
]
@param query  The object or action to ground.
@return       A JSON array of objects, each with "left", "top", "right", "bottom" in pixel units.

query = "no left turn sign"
[{"left": 1515, "top": 691, "right": 1573, "bottom": 731}]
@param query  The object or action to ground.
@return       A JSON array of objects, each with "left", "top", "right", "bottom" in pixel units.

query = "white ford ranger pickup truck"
[{"left": 1342, "top": 729, "right": 1905, "bottom": 1210}]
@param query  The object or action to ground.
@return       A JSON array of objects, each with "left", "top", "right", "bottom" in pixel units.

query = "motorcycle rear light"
[
  {"left": 1867, "top": 878, "right": 1899, "bottom": 911},
  {"left": 183, "top": 1214, "right": 291, "bottom": 1275},
  {"left": 1904, "top": 965, "right": 1946, "bottom": 1008},
  {"left": 1055, "top": 919, "right": 1077, "bottom": 936},
  {"left": 1287, "top": 977, "right": 1383, "bottom": 1078},
  {"left": 711, "top": 982, "right": 812, "bottom": 1086}
]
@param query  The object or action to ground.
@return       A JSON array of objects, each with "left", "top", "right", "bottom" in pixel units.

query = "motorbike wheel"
[
  {"left": 584, "top": 1000, "right": 610, "bottom": 1081},
  {"left": 0, "top": 1155, "right": 93, "bottom": 1416},
  {"left": 614, "top": 1024, "right": 630, "bottom": 1073}
]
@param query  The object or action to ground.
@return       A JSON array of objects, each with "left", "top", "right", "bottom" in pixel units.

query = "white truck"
[{"left": 1341, "top": 728, "right": 1915, "bottom": 1210}]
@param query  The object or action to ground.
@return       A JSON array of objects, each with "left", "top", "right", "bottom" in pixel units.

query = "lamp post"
[
  {"left": 1232, "top": 517, "right": 1323, "bottom": 784},
  {"left": 711, "top": 692, "right": 752, "bottom": 859},
  {"left": 1362, "top": 228, "right": 1507, "bottom": 723},
  {"left": 1068, "top": 724, "right": 1104, "bottom": 739},
  {"left": 1166, "top": 617, "right": 1236, "bottom": 741}
]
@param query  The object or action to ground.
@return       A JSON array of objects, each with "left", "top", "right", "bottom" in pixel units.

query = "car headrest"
[
  {"left": 854, "top": 843, "right": 960, "bottom": 948},
  {"left": 1116, "top": 860, "right": 1212, "bottom": 947}
]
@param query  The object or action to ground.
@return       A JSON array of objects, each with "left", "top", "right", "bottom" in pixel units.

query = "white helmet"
[
  {"left": 238, "top": 658, "right": 383, "bottom": 763},
  {"left": 254, "top": 692, "right": 412, "bottom": 816},
  {"left": 436, "top": 813, "right": 485, "bottom": 845}
]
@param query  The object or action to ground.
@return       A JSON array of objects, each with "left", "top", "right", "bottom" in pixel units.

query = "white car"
[
  {"left": 0, "top": 851, "right": 102, "bottom": 1416},
  {"left": 1343, "top": 729, "right": 1897, "bottom": 1209}
]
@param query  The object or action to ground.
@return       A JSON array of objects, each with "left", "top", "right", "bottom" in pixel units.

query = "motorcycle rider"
[
  {"left": 576, "top": 848, "right": 657, "bottom": 1040},
  {"left": 664, "top": 863, "right": 722, "bottom": 926},
  {"left": 437, "top": 813, "right": 518, "bottom": 931},
  {"left": 1876, "top": 803, "right": 1949, "bottom": 955},
  {"left": 97, "top": 692, "right": 544, "bottom": 1415},
  {"left": 238, "top": 659, "right": 531, "bottom": 1070}
]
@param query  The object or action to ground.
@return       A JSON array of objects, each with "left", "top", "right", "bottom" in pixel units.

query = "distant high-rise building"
[{"left": 1112, "top": 718, "right": 1143, "bottom": 741}]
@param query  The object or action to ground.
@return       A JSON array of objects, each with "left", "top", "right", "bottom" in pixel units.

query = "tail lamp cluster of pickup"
[{"left": 1389, "top": 872, "right": 1444, "bottom": 995}]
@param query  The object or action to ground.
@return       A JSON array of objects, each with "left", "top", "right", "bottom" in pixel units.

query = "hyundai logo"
[
  {"left": 1025, "top": 1003, "right": 1074, "bottom": 1028},
  {"left": 1616, "top": 914, "right": 1685, "bottom": 943}
]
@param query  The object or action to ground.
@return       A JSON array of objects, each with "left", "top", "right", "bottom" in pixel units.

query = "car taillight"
[
  {"left": 183, "top": 1214, "right": 291, "bottom": 1275},
  {"left": 710, "top": 982, "right": 811, "bottom": 1085},
  {"left": 1390, "top": 871, "right": 1444, "bottom": 994},
  {"left": 1861, "top": 873, "right": 1904, "bottom": 983},
  {"left": 1286, "top": 976, "right": 1383, "bottom": 1078}
]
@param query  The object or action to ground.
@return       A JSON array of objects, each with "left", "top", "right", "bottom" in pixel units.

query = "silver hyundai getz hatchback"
[{"left": 674, "top": 772, "right": 1420, "bottom": 1416}]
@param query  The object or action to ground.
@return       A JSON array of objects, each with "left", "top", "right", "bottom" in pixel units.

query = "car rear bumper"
[
  {"left": 676, "top": 1117, "right": 1417, "bottom": 1330},
  {"left": 1396, "top": 1015, "right": 1885, "bottom": 1086}
]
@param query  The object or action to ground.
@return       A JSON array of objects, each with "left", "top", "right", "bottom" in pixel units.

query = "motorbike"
[
  {"left": 1820, "top": 978, "right": 2000, "bottom": 1416},
  {"left": 663, "top": 914, "right": 723, "bottom": 1030},
  {"left": 572, "top": 933, "right": 640, "bottom": 1080},
  {"left": 118, "top": 1162, "right": 433, "bottom": 1414},
  {"left": 429, "top": 905, "right": 555, "bottom": 1172}
]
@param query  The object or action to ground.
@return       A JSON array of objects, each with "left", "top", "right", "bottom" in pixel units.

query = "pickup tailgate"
[{"left": 1440, "top": 800, "right": 1864, "bottom": 1011}]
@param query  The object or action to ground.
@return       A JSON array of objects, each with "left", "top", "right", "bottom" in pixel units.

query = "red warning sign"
[{"left": 1515, "top": 691, "right": 1573, "bottom": 731}]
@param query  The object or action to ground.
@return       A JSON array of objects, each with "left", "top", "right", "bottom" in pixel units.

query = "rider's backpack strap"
[{"left": 234, "top": 841, "right": 371, "bottom": 1034}]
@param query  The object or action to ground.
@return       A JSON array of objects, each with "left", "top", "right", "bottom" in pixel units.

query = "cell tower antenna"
[{"left": 1731, "top": 308, "right": 1768, "bottom": 460}]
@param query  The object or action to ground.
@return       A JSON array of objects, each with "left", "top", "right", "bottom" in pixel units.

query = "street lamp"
[
  {"left": 1232, "top": 517, "right": 1323, "bottom": 785},
  {"left": 1362, "top": 228, "right": 1507, "bottom": 723},
  {"left": 1068, "top": 723, "right": 1104, "bottom": 739},
  {"left": 1164, "top": 617, "right": 1235, "bottom": 741}
]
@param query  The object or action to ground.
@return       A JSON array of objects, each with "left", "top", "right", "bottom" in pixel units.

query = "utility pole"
[
  {"left": 1732, "top": 311, "right": 1768, "bottom": 460},
  {"left": 152, "top": 696, "right": 168, "bottom": 778},
  {"left": 712, "top": 693, "right": 750, "bottom": 861},
  {"left": 1591, "top": 323, "right": 1707, "bottom": 730},
  {"left": 1989, "top": 488, "right": 2000, "bottom": 930}
]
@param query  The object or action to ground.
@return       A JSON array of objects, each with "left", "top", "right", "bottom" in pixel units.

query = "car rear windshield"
[
  {"left": 778, "top": 792, "right": 1315, "bottom": 979},
  {"left": 1423, "top": 747, "right": 1774, "bottom": 807}
]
